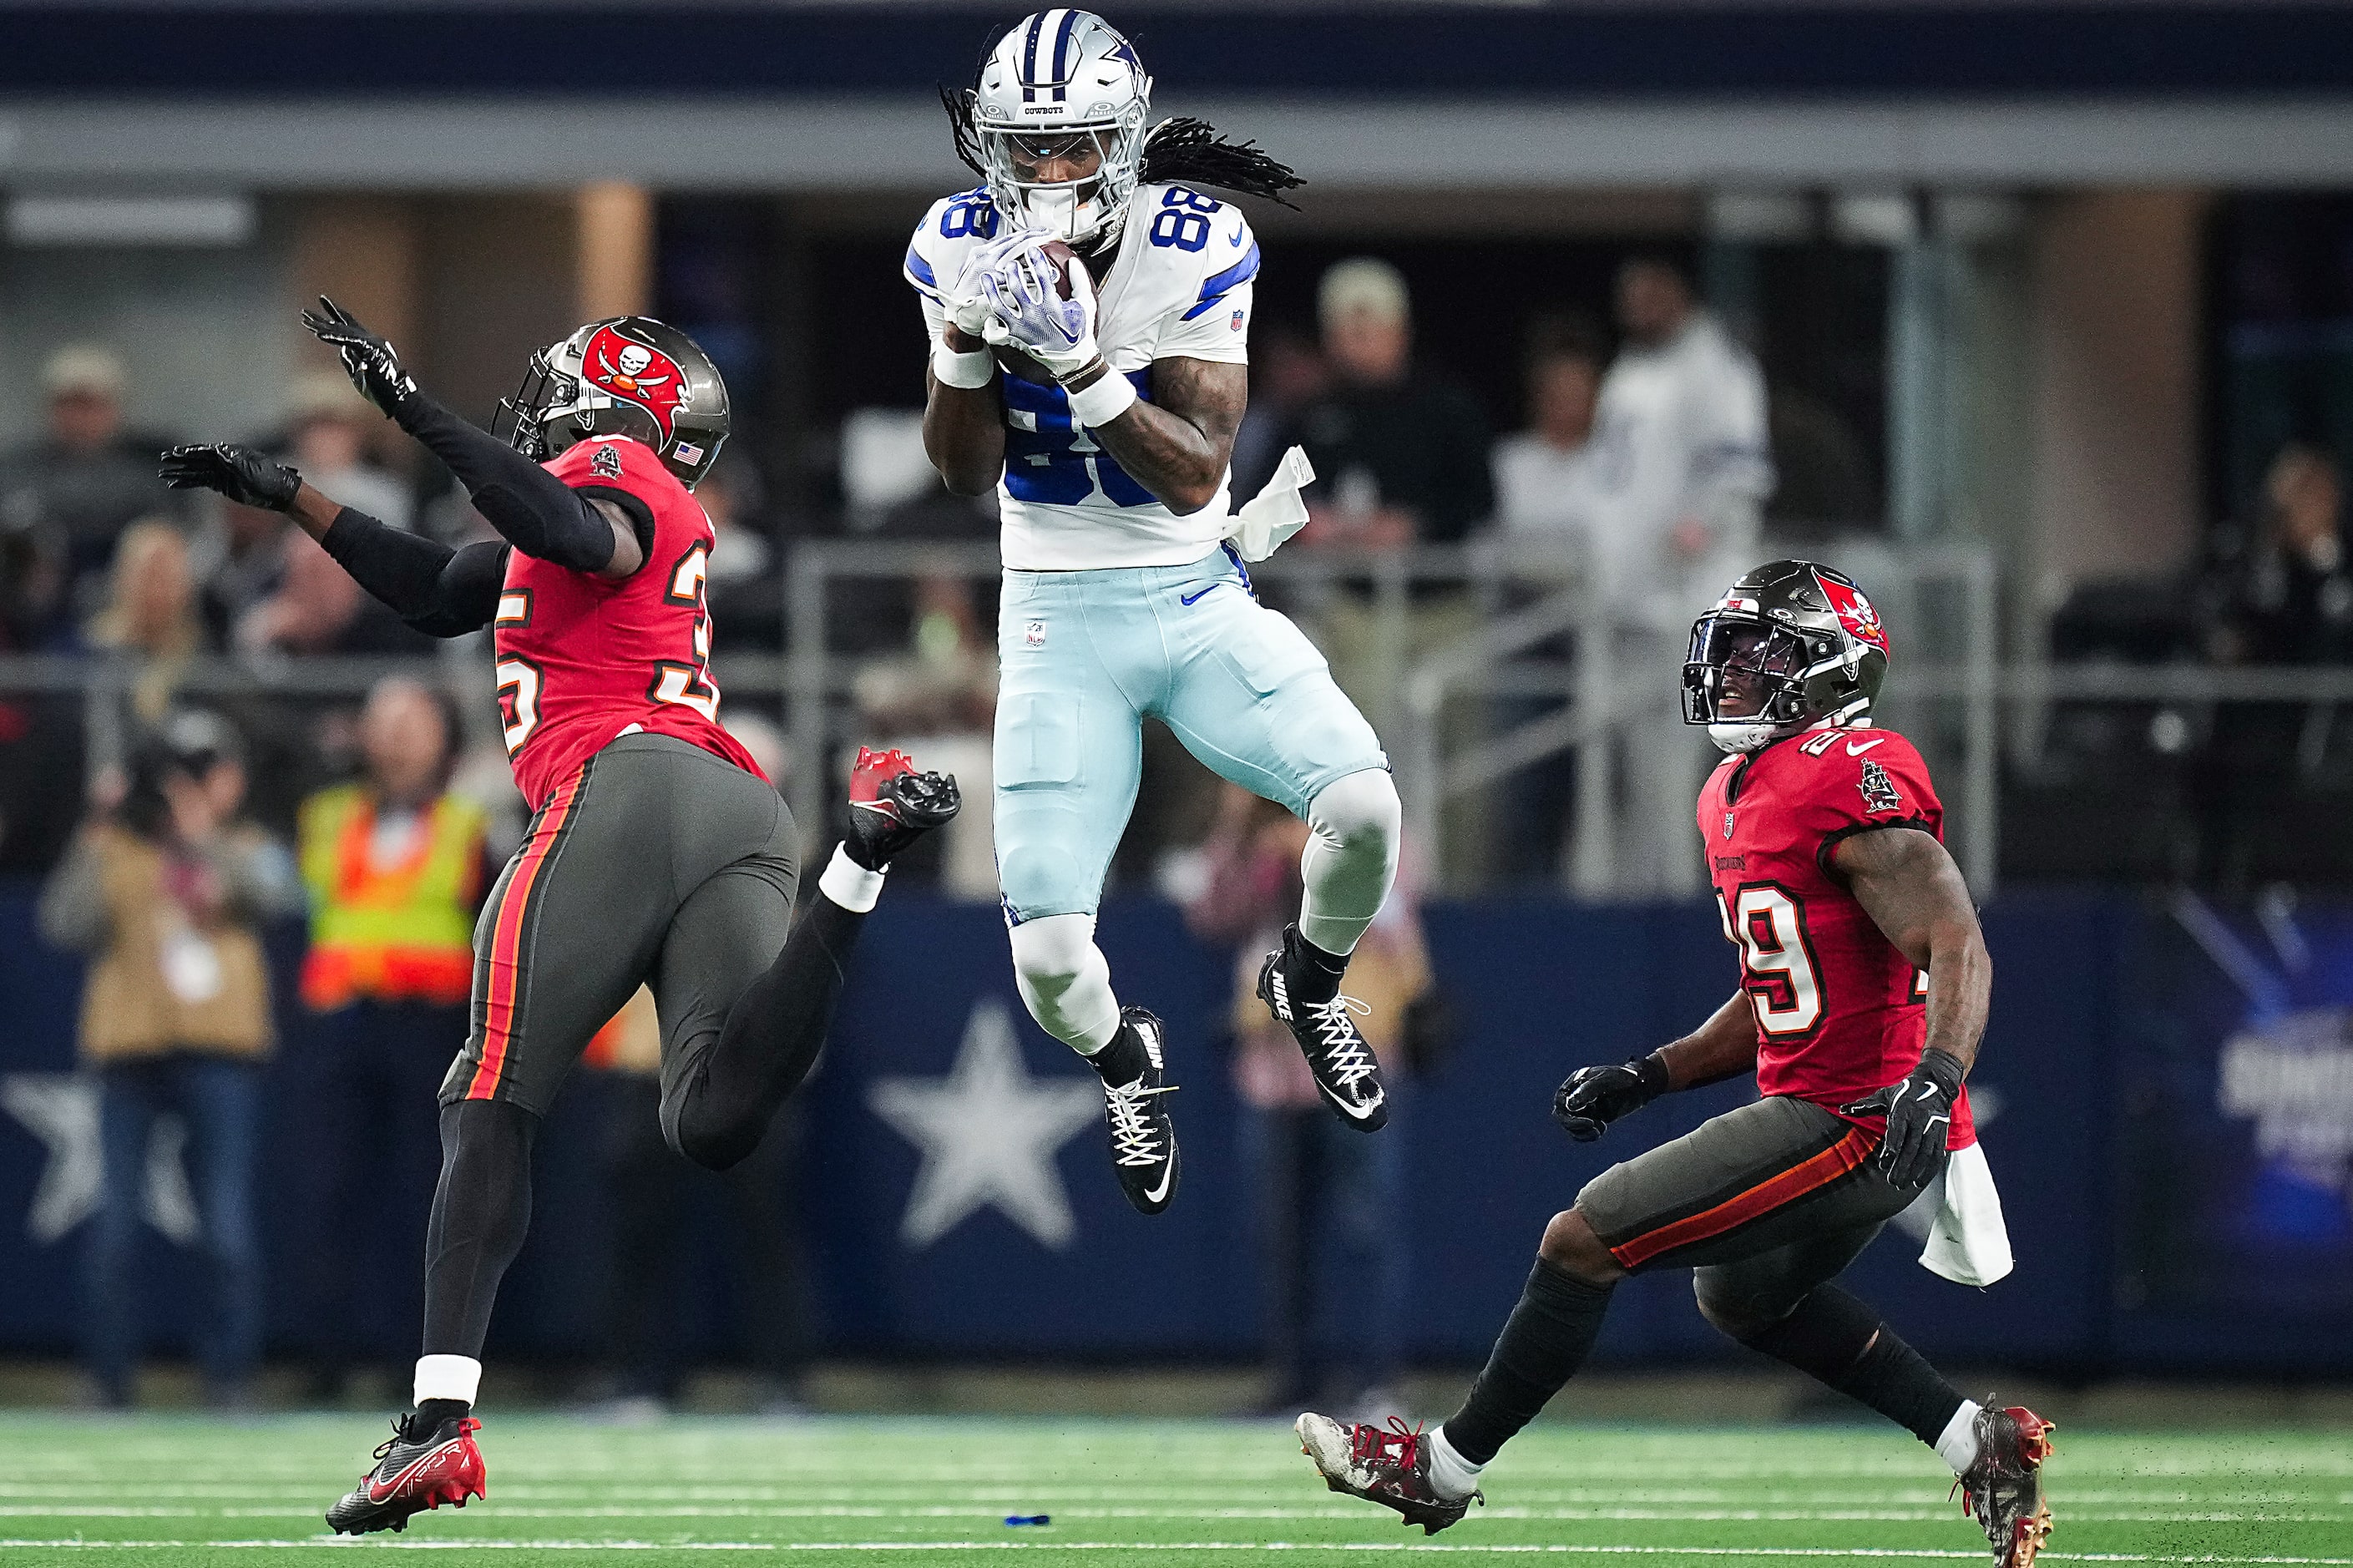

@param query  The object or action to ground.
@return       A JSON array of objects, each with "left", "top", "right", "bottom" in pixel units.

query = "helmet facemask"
[
  {"left": 1683, "top": 609, "right": 1877, "bottom": 755},
  {"left": 975, "top": 104, "right": 1146, "bottom": 248}
]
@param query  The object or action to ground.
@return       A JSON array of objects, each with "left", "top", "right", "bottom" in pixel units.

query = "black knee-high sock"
[
  {"left": 1441, "top": 1259, "right": 1615, "bottom": 1464},
  {"left": 671, "top": 893, "right": 866, "bottom": 1171},
  {"left": 421, "top": 1099, "right": 539, "bottom": 1363},
  {"left": 1735, "top": 1283, "right": 1965, "bottom": 1446}
]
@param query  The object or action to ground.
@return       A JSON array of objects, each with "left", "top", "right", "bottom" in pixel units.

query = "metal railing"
[{"left": 18, "top": 537, "right": 2353, "bottom": 894}]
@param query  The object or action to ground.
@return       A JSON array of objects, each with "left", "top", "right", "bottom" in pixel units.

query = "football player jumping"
[
  {"left": 909, "top": 11, "right": 1403, "bottom": 1214},
  {"left": 1298, "top": 561, "right": 2057, "bottom": 1568},
  {"left": 161, "top": 304, "right": 958, "bottom": 1535}
]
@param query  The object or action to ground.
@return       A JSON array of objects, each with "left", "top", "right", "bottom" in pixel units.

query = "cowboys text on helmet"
[{"left": 968, "top": 10, "right": 1152, "bottom": 249}]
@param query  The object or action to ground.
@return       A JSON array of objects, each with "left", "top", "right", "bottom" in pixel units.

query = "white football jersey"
[{"left": 906, "top": 180, "right": 1257, "bottom": 571}]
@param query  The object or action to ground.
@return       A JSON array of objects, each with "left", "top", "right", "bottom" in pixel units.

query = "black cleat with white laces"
[
  {"left": 1257, "top": 924, "right": 1389, "bottom": 1131},
  {"left": 1090, "top": 1006, "right": 1180, "bottom": 1215}
]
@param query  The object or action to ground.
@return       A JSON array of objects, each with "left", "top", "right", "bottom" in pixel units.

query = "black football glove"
[
  {"left": 1552, "top": 1052, "right": 1671, "bottom": 1142},
  {"left": 1841, "top": 1048, "right": 1965, "bottom": 1189},
  {"left": 301, "top": 295, "right": 418, "bottom": 421},
  {"left": 158, "top": 443, "right": 301, "bottom": 513}
]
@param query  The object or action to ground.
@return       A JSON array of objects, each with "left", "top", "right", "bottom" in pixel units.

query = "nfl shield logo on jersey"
[{"left": 1723, "top": 810, "right": 1736, "bottom": 838}]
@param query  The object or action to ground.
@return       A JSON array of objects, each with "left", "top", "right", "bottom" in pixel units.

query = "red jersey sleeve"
[{"left": 1794, "top": 730, "right": 1944, "bottom": 878}]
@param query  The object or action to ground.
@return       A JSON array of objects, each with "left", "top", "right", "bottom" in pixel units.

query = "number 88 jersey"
[
  {"left": 1700, "top": 725, "right": 1976, "bottom": 1150},
  {"left": 492, "top": 433, "right": 766, "bottom": 813},
  {"left": 904, "top": 180, "right": 1259, "bottom": 572}
]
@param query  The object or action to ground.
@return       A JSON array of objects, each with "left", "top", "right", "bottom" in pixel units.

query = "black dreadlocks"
[{"left": 939, "top": 87, "right": 1303, "bottom": 210}]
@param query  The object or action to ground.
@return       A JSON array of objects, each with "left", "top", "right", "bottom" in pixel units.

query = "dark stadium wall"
[{"left": 1, "top": 884, "right": 2347, "bottom": 1377}]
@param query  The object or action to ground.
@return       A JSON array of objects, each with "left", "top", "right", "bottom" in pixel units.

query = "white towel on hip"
[
  {"left": 1915, "top": 1141, "right": 2013, "bottom": 1287},
  {"left": 1224, "top": 446, "right": 1316, "bottom": 562}
]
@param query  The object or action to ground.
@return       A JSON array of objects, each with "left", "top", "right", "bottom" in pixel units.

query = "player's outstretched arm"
[
  {"left": 923, "top": 322, "right": 1008, "bottom": 497},
  {"left": 1073, "top": 355, "right": 1246, "bottom": 517},
  {"left": 159, "top": 444, "right": 503, "bottom": 637},
  {"left": 301, "top": 297, "right": 644, "bottom": 579}
]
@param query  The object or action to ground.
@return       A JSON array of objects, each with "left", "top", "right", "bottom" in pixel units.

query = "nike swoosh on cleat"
[
  {"left": 1323, "top": 1085, "right": 1385, "bottom": 1121},
  {"left": 368, "top": 1439, "right": 461, "bottom": 1504},
  {"left": 1144, "top": 1164, "right": 1176, "bottom": 1205},
  {"left": 1846, "top": 736, "right": 1886, "bottom": 755},
  {"left": 1180, "top": 585, "right": 1219, "bottom": 605}
]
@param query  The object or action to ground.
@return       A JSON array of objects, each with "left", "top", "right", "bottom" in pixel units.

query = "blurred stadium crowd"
[{"left": 4, "top": 227, "right": 2352, "bottom": 1409}]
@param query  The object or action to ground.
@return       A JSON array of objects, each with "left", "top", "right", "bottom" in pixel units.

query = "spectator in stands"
[
  {"left": 290, "top": 676, "right": 488, "bottom": 1397},
  {"left": 0, "top": 346, "right": 183, "bottom": 645},
  {"left": 2203, "top": 443, "right": 2353, "bottom": 667},
  {"left": 1491, "top": 314, "right": 1611, "bottom": 555},
  {"left": 1291, "top": 259, "right": 1493, "bottom": 549},
  {"left": 1591, "top": 255, "right": 1774, "bottom": 626},
  {"left": 194, "top": 497, "right": 290, "bottom": 650},
  {"left": 1588, "top": 255, "right": 1775, "bottom": 894},
  {"left": 1185, "top": 784, "right": 1433, "bottom": 1421},
  {"left": 1483, "top": 315, "right": 1612, "bottom": 884},
  {"left": 284, "top": 372, "right": 414, "bottom": 534},
  {"left": 83, "top": 521, "right": 211, "bottom": 807},
  {"left": 232, "top": 531, "right": 428, "bottom": 656},
  {"left": 38, "top": 709, "right": 301, "bottom": 1408}
]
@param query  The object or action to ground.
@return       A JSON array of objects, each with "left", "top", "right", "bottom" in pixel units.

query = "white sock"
[
  {"left": 1425, "top": 1424, "right": 1485, "bottom": 1500},
  {"left": 819, "top": 842, "right": 886, "bottom": 913},
  {"left": 413, "top": 1353, "right": 482, "bottom": 1408},
  {"left": 1298, "top": 770, "right": 1400, "bottom": 957},
  {"left": 1935, "top": 1400, "right": 1983, "bottom": 1474}
]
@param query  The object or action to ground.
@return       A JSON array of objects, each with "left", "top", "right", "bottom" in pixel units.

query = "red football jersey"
[
  {"left": 1698, "top": 726, "right": 1976, "bottom": 1151},
  {"left": 492, "top": 435, "right": 764, "bottom": 812}
]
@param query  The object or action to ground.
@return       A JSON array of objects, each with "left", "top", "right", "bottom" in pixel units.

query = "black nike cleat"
[
  {"left": 846, "top": 746, "right": 961, "bottom": 870},
  {"left": 1095, "top": 1006, "right": 1180, "bottom": 1215},
  {"left": 1955, "top": 1403, "right": 2056, "bottom": 1566},
  {"left": 326, "top": 1411, "right": 486, "bottom": 1535},
  {"left": 1257, "top": 925, "right": 1388, "bottom": 1131},
  {"left": 1296, "top": 1412, "right": 1481, "bottom": 1535}
]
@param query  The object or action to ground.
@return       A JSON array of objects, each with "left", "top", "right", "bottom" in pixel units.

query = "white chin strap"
[{"left": 1708, "top": 720, "right": 1782, "bottom": 755}]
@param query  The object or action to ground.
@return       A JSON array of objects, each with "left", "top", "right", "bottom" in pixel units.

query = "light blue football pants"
[{"left": 994, "top": 549, "right": 1397, "bottom": 1051}]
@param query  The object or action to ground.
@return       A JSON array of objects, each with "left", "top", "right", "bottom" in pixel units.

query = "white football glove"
[
  {"left": 979, "top": 240, "right": 1100, "bottom": 381},
  {"left": 943, "top": 231, "right": 1027, "bottom": 342}
]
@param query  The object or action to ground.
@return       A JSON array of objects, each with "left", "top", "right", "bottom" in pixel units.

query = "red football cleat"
[
  {"left": 846, "top": 746, "right": 960, "bottom": 870},
  {"left": 1955, "top": 1404, "right": 2056, "bottom": 1566},
  {"left": 326, "top": 1414, "right": 487, "bottom": 1535},
  {"left": 1296, "top": 1412, "right": 1481, "bottom": 1535}
]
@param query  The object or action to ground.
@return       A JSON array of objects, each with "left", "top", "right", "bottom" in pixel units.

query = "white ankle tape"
[
  {"left": 413, "top": 1354, "right": 481, "bottom": 1407},
  {"left": 1935, "top": 1400, "right": 1982, "bottom": 1474},
  {"left": 820, "top": 842, "right": 886, "bottom": 913}
]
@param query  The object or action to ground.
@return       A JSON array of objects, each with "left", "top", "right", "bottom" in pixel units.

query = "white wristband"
[
  {"left": 1064, "top": 367, "right": 1137, "bottom": 428},
  {"left": 819, "top": 842, "right": 886, "bottom": 913},
  {"left": 931, "top": 341, "right": 995, "bottom": 389}
]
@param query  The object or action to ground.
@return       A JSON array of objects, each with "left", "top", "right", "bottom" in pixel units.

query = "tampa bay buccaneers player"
[
  {"left": 160, "top": 301, "right": 958, "bottom": 1535},
  {"left": 1297, "top": 561, "right": 2056, "bottom": 1567}
]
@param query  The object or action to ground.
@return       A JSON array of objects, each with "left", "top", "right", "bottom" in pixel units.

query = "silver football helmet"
[{"left": 967, "top": 9, "right": 1152, "bottom": 249}]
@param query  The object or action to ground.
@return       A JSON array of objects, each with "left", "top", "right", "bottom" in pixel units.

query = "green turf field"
[{"left": 0, "top": 1413, "right": 2345, "bottom": 1566}]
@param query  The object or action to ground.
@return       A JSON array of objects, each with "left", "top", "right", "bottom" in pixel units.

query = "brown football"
[{"left": 990, "top": 239, "right": 1081, "bottom": 384}]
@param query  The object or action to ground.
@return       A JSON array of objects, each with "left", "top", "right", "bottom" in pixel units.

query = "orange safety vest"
[{"left": 298, "top": 784, "right": 488, "bottom": 1012}]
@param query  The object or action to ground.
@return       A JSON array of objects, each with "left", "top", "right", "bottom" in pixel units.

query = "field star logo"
[{"left": 1859, "top": 758, "right": 1902, "bottom": 814}]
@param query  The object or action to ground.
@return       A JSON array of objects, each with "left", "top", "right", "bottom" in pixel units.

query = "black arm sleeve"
[
  {"left": 318, "top": 507, "right": 509, "bottom": 638},
  {"left": 392, "top": 390, "right": 629, "bottom": 573}
]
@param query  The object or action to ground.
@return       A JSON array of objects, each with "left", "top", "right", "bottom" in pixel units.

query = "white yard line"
[{"left": 1, "top": 1541, "right": 2350, "bottom": 1563}]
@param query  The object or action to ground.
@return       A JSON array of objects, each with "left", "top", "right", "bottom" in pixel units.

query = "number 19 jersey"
[
  {"left": 493, "top": 434, "right": 764, "bottom": 813},
  {"left": 1700, "top": 726, "right": 1976, "bottom": 1150}
]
